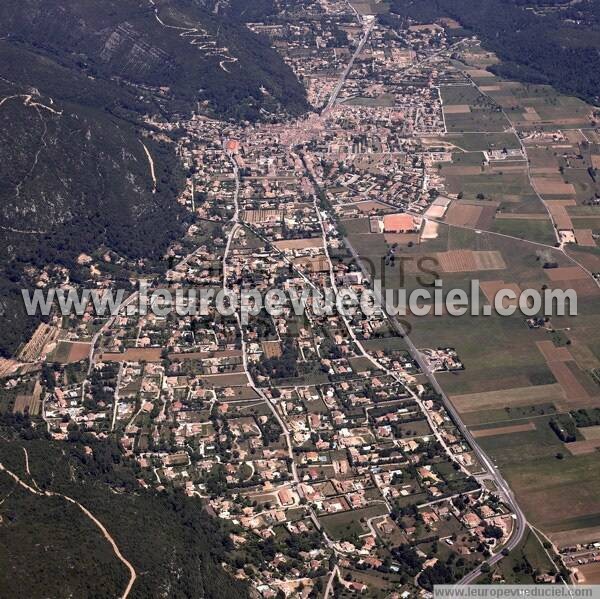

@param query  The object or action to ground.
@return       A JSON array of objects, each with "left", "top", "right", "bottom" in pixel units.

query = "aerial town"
[{"left": 3, "top": 0, "right": 600, "bottom": 596}]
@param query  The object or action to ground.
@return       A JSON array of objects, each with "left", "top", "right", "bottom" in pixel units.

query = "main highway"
[{"left": 342, "top": 239, "right": 529, "bottom": 584}]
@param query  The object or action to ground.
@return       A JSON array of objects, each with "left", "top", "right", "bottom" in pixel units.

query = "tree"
[{"left": 483, "top": 525, "right": 504, "bottom": 540}]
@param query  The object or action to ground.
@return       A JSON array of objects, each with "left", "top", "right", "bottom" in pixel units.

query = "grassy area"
[
  {"left": 441, "top": 85, "right": 489, "bottom": 106},
  {"left": 319, "top": 504, "right": 389, "bottom": 541},
  {"left": 491, "top": 217, "right": 557, "bottom": 245},
  {"left": 443, "top": 172, "right": 537, "bottom": 206},
  {"left": 478, "top": 529, "right": 557, "bottom": 584},
  {"left": 462, "top": 403, "right": 557, "bottom": 427},
  {"left": 445, "top": 109, "right": 511, "bottom": 134},
  {"left": 446, "top": 132, "right": 521, "bottom": 152},
  {"left": 502, "top": 452, "right": 600, "bottom": 534},
  {"left": 344, "top": 184, "right": 600, "bottom": 546},
  {"left": 476, "top": 415, "right": 566, "bottom": 465}
]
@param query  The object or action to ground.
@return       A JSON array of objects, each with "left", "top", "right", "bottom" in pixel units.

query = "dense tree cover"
[
  {"left": 571, "top": 408, "right": 600, "bottom": 428},
  {"left": 483, "top": 524, "right": 504, "bottom": 540},
  {"left": 549, "top": 415, "right": 577, "bottom": 443},
  {"left": 391, "top": 545, "right": 425, "bottom": 576},
  {"left": 0, "top": 422, "right": 250, "bottom": 598},
  {"left": 255, "top": 339, "right": 300, "bottom": 379},
  {"left": 0, "top": 0, "right": 308, "bottom": 122},
  {"left": 390, "top": 0, "right": 600, "bottom": 105},
  {"left": 420, "top": 561, "right": 456, "bottom": 589},
  {"left": 197, "top": 0, "right": 278, "bottom": 22},
  {"left": 0, "top": 37, "right": 191, "bottom": 356}
]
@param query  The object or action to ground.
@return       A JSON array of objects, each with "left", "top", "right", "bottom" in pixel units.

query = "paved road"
[
  {"left": 343, "top": 238, "right": 529, "bottom": 584},
  {"left": 324, "top": 17, "right": 375, "bottom": 112},
  {"left": 388, "top": 317, "right": 527, "bottom": 583},
  {"left": 324, "top": 565, "right": 340, "bottom": 599}
]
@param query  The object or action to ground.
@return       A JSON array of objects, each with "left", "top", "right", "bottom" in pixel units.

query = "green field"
[
  {"left": 491, "top": 217, "right": 557, "bottom": 245},
  {"left": 443, "top": 172, "right": 538, "bottom": 207},
  {"left": 446, "top": 132, "right": 521, "bottom": 152},
  {"left": 441, "top": 85, "right": 488, "bottom": 106},
  {"left": 503, "top": 452, "right": 600, "bottom": 534},
  {"left": 319, "top": 504, "right": 389, "bottom": 541},
  {"left": 445, "top": 109, "right": 511, "bottom": 133},
  {"left": 462, "top": 403, "right": 557, "bottom": 427}
]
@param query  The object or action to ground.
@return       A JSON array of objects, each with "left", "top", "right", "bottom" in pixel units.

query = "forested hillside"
[
  {"left": 0, "top": 0, "right": 307, "bottom": 120},
  {"left": 0, "top": 416, "right": 250, "bottom": 598},
  {"left": 390, "top": 0, "right": 600, "bottom": 106},
  {"left": 0, "top": 40, "right": 189, "bottom": 356}
]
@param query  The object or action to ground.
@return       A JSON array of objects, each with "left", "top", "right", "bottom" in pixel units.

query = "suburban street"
[{"left": 343, "top": 238, "right": 529, "bottom": 583}]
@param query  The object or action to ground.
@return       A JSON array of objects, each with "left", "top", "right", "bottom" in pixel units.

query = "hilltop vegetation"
[
  {"left": 0, "top": 42, "right": 189, "bottom": 356},
  {"left": 0, "top": 416, "right": 249, "bottom": 598},
  {"left": 0, "top": 0, "right": 307, "bottom": 121},
  {"left": 390, "top": 0, "right": 600, "bottom": 106}
]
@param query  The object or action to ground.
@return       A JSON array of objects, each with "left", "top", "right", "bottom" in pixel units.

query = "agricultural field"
[
  {"left": 444, "top": 132, "right": 521, "bottom": 153},
  {"left": 462, "top": 402, "right": 600, "bottom": 547},
  {"left": 48, "top": 340, "right": 91, "bottom": 364},
  {"left": 440, "top": 84, "right": 512, "bottom": 133},
  {"left": 444, "top": 45, "right": 600, "bottom": 257},
  {"left": 490, "top": 217, "right": 557, "bottom": 246},
  {"left": 346, "top": 157, "right": 600, "bottom": 545}
]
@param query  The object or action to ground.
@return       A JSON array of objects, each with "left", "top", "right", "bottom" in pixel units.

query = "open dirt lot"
[
  {"left": 575, "top": 230, "right": 597, "bottom": 247},
  {"left": 451, "top": 384, "right": 565, "bottom": 413},
  {"left": 480, "top": 281, "right": 522, "bottom": 308},
  {"left": 200, "top": 372, "right": 250, "bottom": 387},
  {"left": 535, "top": 343, "right": 594, "bottom": 406},
  {"left": 445, "top": 203, "right": 483, "bottom": 228},
  {"left": 98, "top": 348, "right": 162, "bottom": 362},
  {"left": 273, "top": 238, "right": 323, "bottom": 251},
  {"left": 444, "top": 104, "right": 472, "bottom": 114},
  {"left": 384, "top": 233, "right": 419, "bottom": 245},
  {"left": 536, "top": 340, "right": 573, "bottom": 363},
  {"left": 577, "top": 562, "right": 600, "bottom": 584},
  {"left": 544, "top": 266, "right": 589, "bottom": 281},
  {"left": 566, "top": 439, "right": 600, "bottom": 456},
  {"left": 581, "top": 426, "right": 600, "bottom": 441},
  {"left": 532, "top": 177, "right": 576, "bottom": 196},
  {"left": 472, "top": 422, "right": 536, "bottom": 439},
  {"left": 548, "top": 362, "right": 591, "bottom": 405},
  {"left": 65, "top": 343, "right": 91, "bottom": 363},
  {"left": 547, "top": 204, "right": 574, "bottom": 230},
  {"left": 53, "top": 341, "right": 91, "bottom": 364}
]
